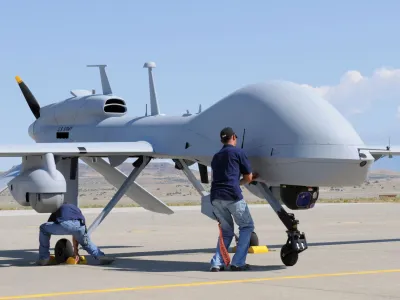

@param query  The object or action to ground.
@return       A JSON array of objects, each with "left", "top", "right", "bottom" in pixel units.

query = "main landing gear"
[
  {"left": 253, "top": 181, "right": 307, "bottom": 266},
  {"left": 54, "top": 238, "right": 74, "bottom": 264}
]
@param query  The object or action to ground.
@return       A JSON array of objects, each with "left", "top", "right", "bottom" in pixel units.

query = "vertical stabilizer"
[
  {"left": 143, "top": 62, "right": 160, "bottom": 116},
  {"left": 87, "top": 65, "right": 112, "bottom": 95}
]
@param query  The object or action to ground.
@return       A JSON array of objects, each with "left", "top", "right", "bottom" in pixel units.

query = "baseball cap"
[{"left": 220, "top": 127, "right": 237, "bottom": 141}]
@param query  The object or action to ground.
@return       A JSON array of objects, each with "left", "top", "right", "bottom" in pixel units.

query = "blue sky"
[{"left": 1, "top": 0, "right": 400, "bottom": 170}]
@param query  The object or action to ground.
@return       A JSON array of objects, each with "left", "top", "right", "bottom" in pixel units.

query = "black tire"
[
  {"left": 280, "top": 244, "right": 298, "bottom": 266},
  {"left": 54, "top": 238, "right": 74, "bottom": 264},
  {"left": 250, "top": 232, "right": 259, "bottom": 246}
]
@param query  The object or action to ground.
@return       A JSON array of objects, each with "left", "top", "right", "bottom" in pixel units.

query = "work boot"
[
  {"left": 35, "top": 257, "right": 57, "bottom": 266},
  {"left": 98, "top": 256, "right": 115, "bottom": 265},
  {"left": 230, "top": 264, "right": 250, "bottom": 271},
  {"left": 35, "top": 258, "right": 50, "bottom": 266},
  {"left": 210, "top": 265, "right": 225, "bottom": 272}
]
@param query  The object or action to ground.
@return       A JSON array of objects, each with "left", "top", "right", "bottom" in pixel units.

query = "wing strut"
[{"left": 87, "top": 156, "right": 150, "bottom": 234}]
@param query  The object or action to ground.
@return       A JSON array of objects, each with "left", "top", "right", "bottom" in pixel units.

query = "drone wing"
[
  {"left": 0, "top": 141, "right": 154, "bottom": 192},
  {"left": 0, "top": 141, "right": 153, "bottom": 157},
  {"left": 0, "top": 141, "right": 175, "bottom": 215},
  {"left": 358, "top": 146, "right": 400, "bottom": 161},
  {"left": 367, "top": 148, "right": 400, "bottom": 156}
]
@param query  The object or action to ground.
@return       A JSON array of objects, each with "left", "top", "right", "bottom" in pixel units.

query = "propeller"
[{"left": 15, "top": 76, "right": 40, "bottom": 119}]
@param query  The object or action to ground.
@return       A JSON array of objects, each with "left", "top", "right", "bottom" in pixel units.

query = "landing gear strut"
[{"left": 254, "top": 181, "right": 307, "bottom": 266}]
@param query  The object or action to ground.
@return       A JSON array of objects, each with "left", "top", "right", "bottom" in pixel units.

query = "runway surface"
[{"left": 0, "top": 203, "right": 399, "bottom": 299}]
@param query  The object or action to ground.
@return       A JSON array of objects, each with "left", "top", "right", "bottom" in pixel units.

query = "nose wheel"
[
  {"left": 280, "top": 244, "right": 298, "bottom": 266},
  {"left": 280, "top": 230, "right": 307, "bottom": 266}
]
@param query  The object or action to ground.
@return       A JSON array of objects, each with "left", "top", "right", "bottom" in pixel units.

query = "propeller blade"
[
  {"left": 15, "top": 76, "right": 40, "bottom": 119},
  {"left": 198, "top": 163, "right": 209, "bottom": 184}
]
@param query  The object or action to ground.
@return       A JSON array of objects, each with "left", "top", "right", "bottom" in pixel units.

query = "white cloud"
[
  {"left": 301, "top": 67, "right": 400, "bottom": 143},
  {"left": 302, "top": 67, "right": 400, "bottom": 118}
]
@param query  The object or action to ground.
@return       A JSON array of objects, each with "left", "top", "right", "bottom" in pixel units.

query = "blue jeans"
[
  {"left": 39, "top": 220, "right": 104, "bottom": 260},
  {"left": 210, "top": 199, "right": 255, "bottom": 267}
]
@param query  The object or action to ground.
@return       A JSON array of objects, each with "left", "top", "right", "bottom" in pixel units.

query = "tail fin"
[
  {"left": 143, "top": 62, "right": 160, "bottom": 116},
  {"left": 87, "top": 65, "right": 112, "bottom": 95}
]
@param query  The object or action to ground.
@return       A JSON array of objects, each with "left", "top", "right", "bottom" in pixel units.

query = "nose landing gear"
[
  {"left": 254, "top": 182, "right": 308, "bottom": 266},
  {"left": 280, "top": 231, "right": 307, "bottom": 266}
]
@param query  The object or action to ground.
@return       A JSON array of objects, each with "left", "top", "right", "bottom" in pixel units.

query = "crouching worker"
[{"left": 36, "top": 203, "right": 115, "bottom": 266}]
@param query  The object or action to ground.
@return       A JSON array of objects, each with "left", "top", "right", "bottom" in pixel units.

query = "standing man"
[
  {"left": 36, "top": 203, "right": 115, "bottom": 265},
  {"left": 209, "top": 127, "right": 257, "bottom": 272}
]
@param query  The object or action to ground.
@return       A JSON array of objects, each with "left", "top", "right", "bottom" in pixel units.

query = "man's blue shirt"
[
  {"left": 210, "top": 144, "right": 252, "bottom": 201},
  {"left": 48, "top": 203, "right": 86, "bottom": 225}
]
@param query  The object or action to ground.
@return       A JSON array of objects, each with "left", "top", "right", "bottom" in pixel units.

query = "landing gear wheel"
[
  {"left": 54, "top": 238, "right": 74, "bottom": 264},
  {"left": 250, "top": 232, "right": 259, "bottom": 246},
  {"left": 280, "top": 244, "right": 298, "bottom": 266}
]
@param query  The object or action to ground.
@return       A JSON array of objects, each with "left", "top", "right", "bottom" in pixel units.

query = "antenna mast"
[{"left": 143, "top": 62, "right": 160, "bottom": 116}]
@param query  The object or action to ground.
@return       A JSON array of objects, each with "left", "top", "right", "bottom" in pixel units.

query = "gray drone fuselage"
[
  {"left": 3, "top": 63, "right": 395, "bottom": 259},
  {"left": 29, "top": 80, "right": 373, "bottom": 190}
]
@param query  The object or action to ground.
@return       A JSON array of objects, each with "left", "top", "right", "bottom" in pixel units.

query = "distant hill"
[
  {"left": 369, "top": 169, "right": 400, "bottom": 176},
  {"left": 80, "top": 161, "right": 167, "bottom": 177},
  {"left": 367, "top": 169, "right": 400, "bottom": 179},
  {"left": 79, "top": 162, "right": 400, "bottom": 182},
  {"left": 2, "top": 160, "right": 400, "bottom": 182},
  {"left": 79, "top": 160, "right": 203, "bottom": 180}
]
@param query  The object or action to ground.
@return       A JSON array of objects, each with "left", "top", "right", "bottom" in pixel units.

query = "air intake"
[{"left": 104, "top": 98, "right": 127, "bottom": 114}]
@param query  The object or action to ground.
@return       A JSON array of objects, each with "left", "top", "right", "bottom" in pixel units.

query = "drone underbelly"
[
  {"left": 255, "top": 145, "right": 374, "bottom": 187},
  {"left": 262, "top": 158, "right": 371, "bottom": 187}
]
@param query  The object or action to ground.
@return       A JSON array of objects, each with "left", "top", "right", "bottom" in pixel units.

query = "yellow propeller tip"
[{"left": 15, "top": 76, "right": 22, "bottom": 83}]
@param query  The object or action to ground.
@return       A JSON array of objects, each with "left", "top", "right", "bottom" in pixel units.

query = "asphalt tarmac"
[{"left": 0, "top": 203, "right": 399, "bottom": 299}]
